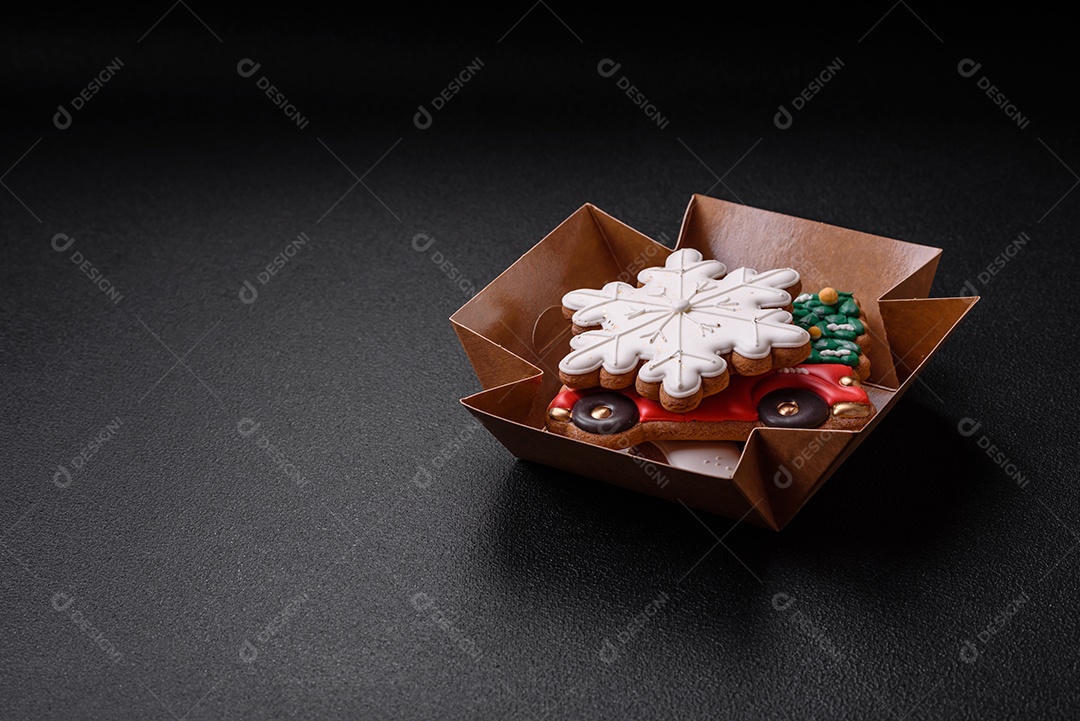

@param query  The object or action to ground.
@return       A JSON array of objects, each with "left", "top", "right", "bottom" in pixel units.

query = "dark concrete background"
[{"left": 3, "top": 6, "right": 1078, "bottom": 719}]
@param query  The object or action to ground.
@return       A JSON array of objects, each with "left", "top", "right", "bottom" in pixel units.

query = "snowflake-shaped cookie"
[{"left": 558, "top": 249, "right": 811, "bottom": 411}]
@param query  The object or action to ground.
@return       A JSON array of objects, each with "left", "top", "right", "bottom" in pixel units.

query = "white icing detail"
[
  {"left": 651, "top": 441, "right": 742, "bottom": 480},
  {"left": 795, "top": 293, "right": 812, "bottom": 303},
  {"left": 560, "top": 249, "right": 810, "bottom": 399},
  {"left": 819, "top": 349, "right": 853, "bottom": 358},
  {"left": 827, "top": 323, "right": 856, "bottom": 332},
  {"left": 777, "top": 367, "right": 809, "bottom": 374}
]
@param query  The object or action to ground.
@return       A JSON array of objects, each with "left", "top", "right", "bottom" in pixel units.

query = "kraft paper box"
[{"left": 450, "top": 195, "right": 977, "bottom": 530}]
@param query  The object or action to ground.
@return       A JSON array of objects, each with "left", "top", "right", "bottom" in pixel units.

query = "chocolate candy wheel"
[
  {"left": 757, "top": 389, "right": 829, "bottom": 429},
  {"left": 571, "top": 392, "right": 639, "bottom": 435}
]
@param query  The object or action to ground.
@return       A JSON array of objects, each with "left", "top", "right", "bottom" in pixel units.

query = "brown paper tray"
[{"left": 450, "top": 195, "right": 978, "bottom": 530}]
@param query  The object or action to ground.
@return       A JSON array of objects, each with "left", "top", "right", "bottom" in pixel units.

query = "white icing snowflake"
[{"left": 559, "top": 249, "right": 810, "bottom": 399}]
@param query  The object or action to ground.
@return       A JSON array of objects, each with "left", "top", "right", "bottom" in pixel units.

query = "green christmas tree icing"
[{"left": 792, "top": 290, "right": 864, "bottom": 368}]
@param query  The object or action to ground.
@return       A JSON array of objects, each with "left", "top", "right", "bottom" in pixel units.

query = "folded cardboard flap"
[
  {"left": 879, "top": 297, "right": 979, "bottom": 387},
  {"left": 452, "top": 206, "right": 662, "bottom": 372},
  {"left": 452, "top": 196, "right": 978, "bottom": 529},
  {"left": 451, "top": 322, "right": 541, "bottom": 392}
]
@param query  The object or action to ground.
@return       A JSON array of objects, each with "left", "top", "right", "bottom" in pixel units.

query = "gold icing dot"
[
  {"left": 832, "top": 402, "right": 870, "bottom": 418},
  {"left": 818, "top": 287, "right": 839, "bottom": 305},
  {"left": 590, "top": 405, "right": 613, "bottom": 420},
  {"left": 839, "top": 375, "right": 861, "bottom": 387},
  {"left": 778, "top": 401, "right": 799, "bottom": 416},
  {"left": 548, "top": 407, "right": 571, "bottom": 422},
  {"left": 808, "top": 326, "right": 822, "bottom": 339}
]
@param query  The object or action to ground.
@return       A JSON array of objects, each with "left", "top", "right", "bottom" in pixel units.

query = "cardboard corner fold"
[
  {"left": 747, "top": 427, "right": 857, "bottom": 530},
  {"left": 865, "top": 245, "right": 944, "bottom": 390},
  {"left": 459, "top": 370, "right": 543, "bottom": 422},
  {"left": 450, "top": 319, "right": 541, "bottom": 391},
  {"left": 880, "top": 249, "right": 942, "bottom": 300},
  {"left": 879, "top": 296, "right": 979, "bottom": 387}
]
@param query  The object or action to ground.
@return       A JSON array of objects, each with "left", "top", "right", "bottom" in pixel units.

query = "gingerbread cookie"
[
  {"left": 546, "top": 362, "right": 875, "bottom": 449},
  {"left": 558, "top": 249, "right": 812, "bottom": 412},
  {"left": 793, "top": 288, "right": 872, "bottom": 381}
]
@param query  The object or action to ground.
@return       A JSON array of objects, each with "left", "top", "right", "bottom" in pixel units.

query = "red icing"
[{"left": 548, "top": 364, "right": 870, "bottom": 424}]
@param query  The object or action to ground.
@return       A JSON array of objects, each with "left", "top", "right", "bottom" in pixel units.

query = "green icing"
[
  {"left": 793, "top": 289, "right": 865, "bottom": 368},
  {"left": 839, "top": 299, "right": 860, "bottom": 316},
  {"left": 813, "top": 338, "right": 861, "bottom": 352}
]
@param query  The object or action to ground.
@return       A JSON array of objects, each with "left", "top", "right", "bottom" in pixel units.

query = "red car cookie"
[{"left": 546, "top": 363, "right": 874, "bottom": 449}]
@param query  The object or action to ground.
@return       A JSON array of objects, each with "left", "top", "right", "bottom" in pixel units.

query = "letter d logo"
[
  {"left": 774, "top": 104, "right": 793, "bottom": 130},
  {"left": 237, "top": 418, "right": 261, "bottom": 437},
  {"left": 959, "top": 639, "right": 979, "bottom": 664},
  {"left": 597, "top": 58, "right": 621, "bottom": 78},
  {"left": 52, "top": 591, "right": 74, "bottom": 611},
  {"left": 239, "top": 640, "right": 258, "bottom": 663},
  {"left": 772, "top": 592, "right": 795, "bottom": 611},
  {"left": 51, "top": 233, "right": 75, "bottom": 253},
  {"left": 957, "top": 417, "right": 982, "bottom": 438},
  {"left": 237, "top": 58, "right": 261, "bottom": 78},
  {"left": 957, "top": 58, "right": 981, "bottom": 78},
  {"left": 54, "top": 105, "right": 72, "bottom": 130},
  {"left": 414, "top": 104, "right": 433, "bottom": 130},
  {"left": 411, "top": 233, "right": 435, "bottom": 253},
  {"left": 239, "top": 280, "right": 258, "bottom": 305},
  {"left": 774, "top": 464, "right": 793, "bottom": 489},
  {"left": 53, "top": 465, "right": 72, "bottom": 488}
]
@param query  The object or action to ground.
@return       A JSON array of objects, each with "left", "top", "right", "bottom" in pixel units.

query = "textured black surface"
[{"left": 3, "top": 7, "right": 1079, "bottom": 720}]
